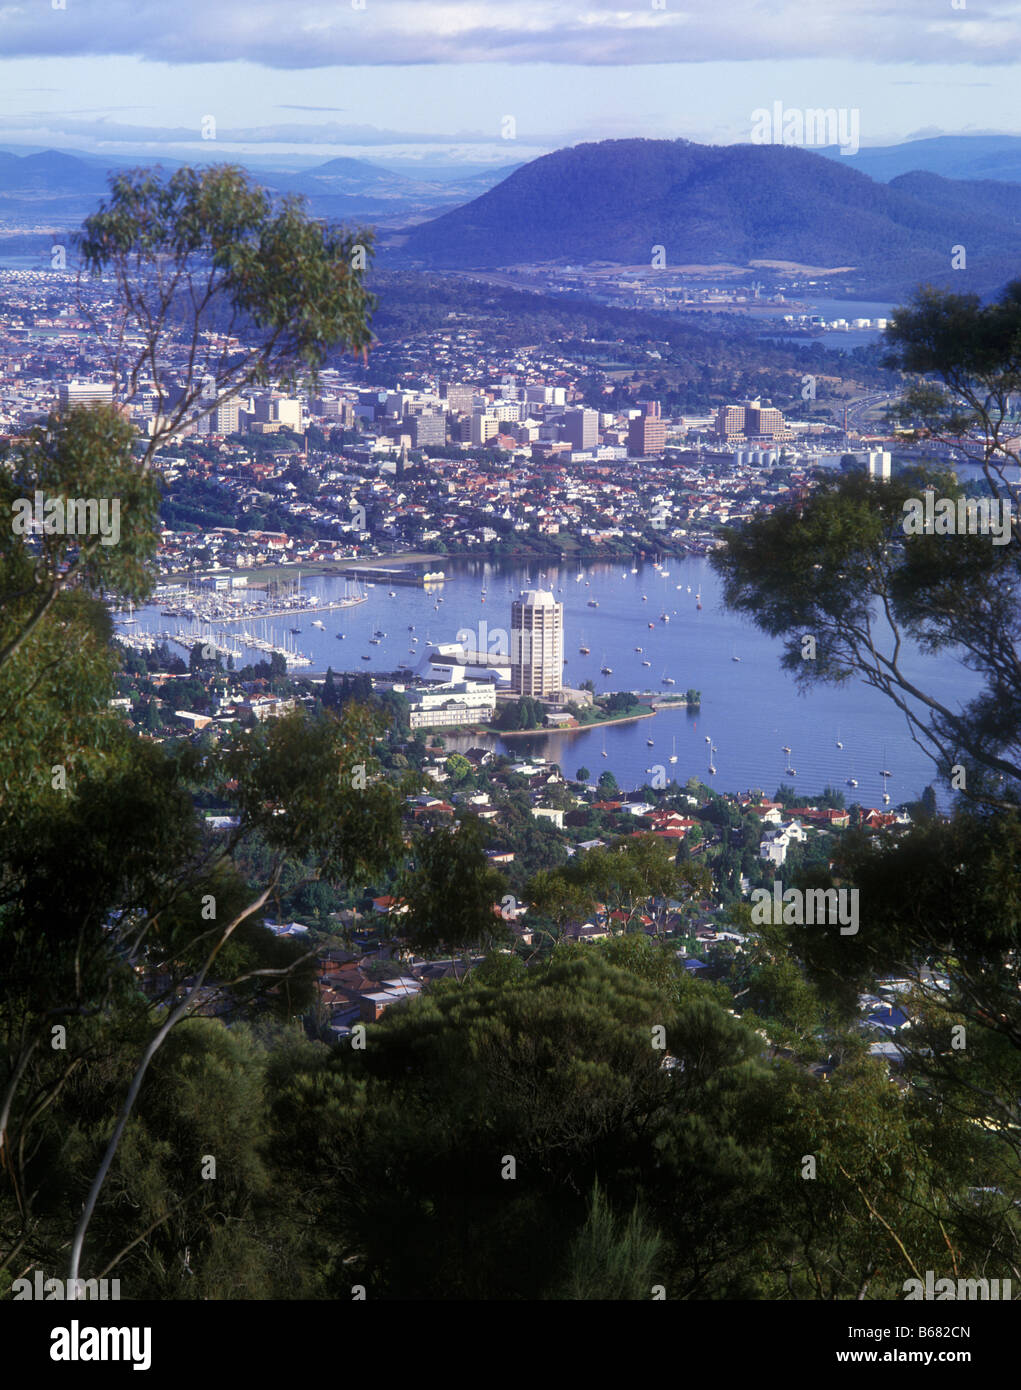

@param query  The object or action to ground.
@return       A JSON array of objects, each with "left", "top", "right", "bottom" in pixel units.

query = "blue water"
[{"left": 129, "top": 556, "right": 978, "bottom": 806}]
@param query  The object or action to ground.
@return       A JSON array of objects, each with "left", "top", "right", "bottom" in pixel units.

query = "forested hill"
[{"left": 386, "top": 138, "right": 1021, "bottom": 296}]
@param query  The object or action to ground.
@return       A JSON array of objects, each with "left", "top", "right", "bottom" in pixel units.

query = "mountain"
[
  {"left": 388, "top": 137, "right": 1021, "bottom": 295},
  {"left": 0, "top": 148, "right": 111, "bottom": 218},
  {"left": 819, "top": 135, "right": 1021, "bottom": 185},
  {"left": 260, "top": 157, "right": 520, "bottom": 224},
  {"left": 0, "top": 147, "right": 518, "bottom": 233}
]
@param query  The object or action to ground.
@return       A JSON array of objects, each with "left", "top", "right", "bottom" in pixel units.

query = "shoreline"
[
  {"left": 166, "top": 544, "right": 710, "bottom": 587},
  {"left": 426, "top": 708, "right": 660, "bottom": 740}
]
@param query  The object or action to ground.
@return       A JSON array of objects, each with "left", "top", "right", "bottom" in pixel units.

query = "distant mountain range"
[
  {"left": 3, "top": 137, "right": 1021, "bottom": 298},
  {"left": 819, "top": 134, "right": 1021, "bottom": 185},
  {"left": 387, "top": 138, "right": 1021, "bottom": 296},
  {"left": 0, "top": 148, "right": 520, "bottom": 229}
]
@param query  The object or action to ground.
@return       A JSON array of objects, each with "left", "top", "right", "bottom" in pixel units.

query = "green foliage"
[
  {"left": 596, "top": 769, "right": 619, "bottom": 797},
  {"left": 550, "top": 1182, "right": 663, "bottom": 1300},
  {"left": 78, "top": 164, "right": 376, "bottom": 398},
  {"left": 400, "top": 816, "right": 512, "bottom": 958}
]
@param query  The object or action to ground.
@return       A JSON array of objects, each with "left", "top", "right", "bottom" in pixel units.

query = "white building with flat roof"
[{"left": 406, "top": 681, "right": 496, "bottom": 729}]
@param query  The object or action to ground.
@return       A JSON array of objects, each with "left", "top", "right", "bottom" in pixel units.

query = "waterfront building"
[{"left": 510, "top": 589, "right": 564, "bottom": 698}]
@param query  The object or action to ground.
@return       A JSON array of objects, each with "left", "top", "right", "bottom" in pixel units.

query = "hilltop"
[{"left": 387, "top": 137, "right": 1021, "bottom": 295}]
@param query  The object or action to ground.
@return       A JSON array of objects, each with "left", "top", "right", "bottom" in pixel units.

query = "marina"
[{"left": 120, "top": 554, "right": 976, "bottom": 805}]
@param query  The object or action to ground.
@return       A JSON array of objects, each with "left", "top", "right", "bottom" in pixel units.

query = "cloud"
[{"left": 9, "top": 0, "right": 1021, "bottom": 67}]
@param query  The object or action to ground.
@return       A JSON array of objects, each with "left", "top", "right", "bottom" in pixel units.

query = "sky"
[{"left": 1, "top": 0, "right": 1020, "bottom": 168}]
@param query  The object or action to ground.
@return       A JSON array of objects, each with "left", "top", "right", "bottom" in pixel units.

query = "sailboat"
[
  {"left": 669, "top": 736, "right": 678, "bottom": 764},
  {"left": 880, "top": 746, "right": 892, "bottom": 802},
  {"left": 600, "top": 730, "right": 608, "bottom": 758},
  {"left": 836, "top": 728, "right": 843, "bottom": 749},
  {"left": 695, "top": 589, "right": 702, "bottom": 611},
  {"left": 731, "top": 644, "right": 741, "bottom": 662}
]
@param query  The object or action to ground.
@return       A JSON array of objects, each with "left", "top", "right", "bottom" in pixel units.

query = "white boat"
[
  {"left": 669, "top": 737, "right": 678, "bottom": 764},
  {"left": 642, "top": 660, "right": 651, "bottom": 667},
  {"left": 847, "top": 777, "right": 858, "bottom": 787}
]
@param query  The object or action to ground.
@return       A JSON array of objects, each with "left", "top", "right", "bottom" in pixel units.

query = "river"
[{"left": 125, "top": 555, "right": 979, "bottom": 809}]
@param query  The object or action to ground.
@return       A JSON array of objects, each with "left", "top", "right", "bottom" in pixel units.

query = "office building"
[
  {"left": 406, "top": 681, "right": 496, "bottom": 729},
  {"left": 59, "top": 381, "right": 114, "bottom": 410},
  {"left": 562, "top": 407, "right": 599, "bottom": 451},
  {"left": 511, "top": 590, "right": 563, "bottom": 698},
  {"left": 628, "top": 401, "right": 667, "bottom": 456},
  {"left": 745, "top": 402, "right": 786, "bottom": 438},
  {"left": 471, "top": 411, "right": 500, "bottom": 446},
  {"left": 409, "top": 412, "right": 446, "bottom": 448}
]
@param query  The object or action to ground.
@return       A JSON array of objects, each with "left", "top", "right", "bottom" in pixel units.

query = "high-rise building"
[
  {"left": 562, "top": 407, "right": 599, "bottom": 450},
  {"left": 442, "top": 383, "right": 477, "bottom": 415},
  {"left": 511, "top": 590, "right": 563, "bottom": 698},
  {"left": 714, "top": 404, "right": 747, "bottom": 439},
  {"left": 409, "top": 412, "right": 446, "bottom": 448},
  {"left": 254, "top": 393, "right": 302, "bottom": 431},
  {"left": 745, "top": 402, "right": 785, "bottom": 438},
  {"left": 866, "top": 450, "right": 891, "bottom": 481},
  {"left": 203, "top": 398, "right": 240, "bottom": 435},
  {"left": 59, "top": 381, "right": 113, "bottom": 410},
  {"left": 471, "top": 411, "right": 499, "bottom": 446},
  {"left": 628, "top": 401, "right": 667, "bottom": 456}
]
